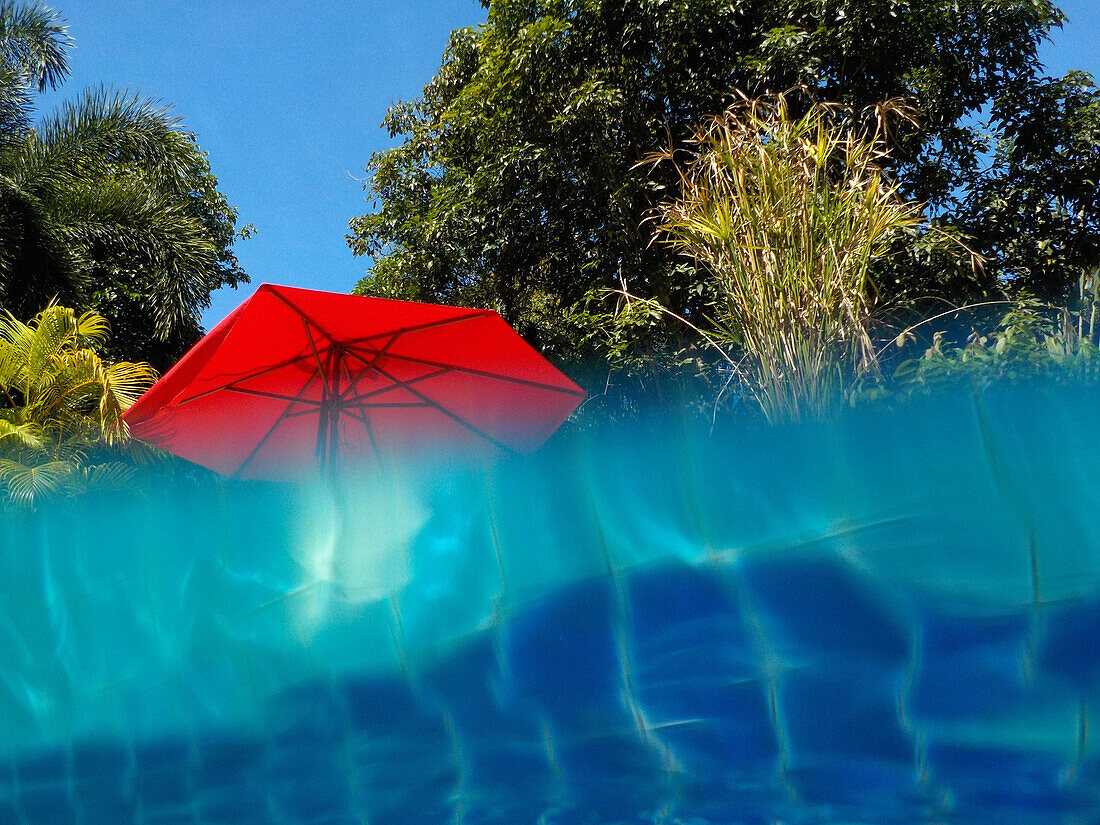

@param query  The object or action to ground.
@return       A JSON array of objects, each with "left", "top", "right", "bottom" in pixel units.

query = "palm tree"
[
  {"left": 0, "top": 1, "right": 247, "bottom": 369},
  {"left": 0, "top": 302, "right": 157, "bottom": 506}
]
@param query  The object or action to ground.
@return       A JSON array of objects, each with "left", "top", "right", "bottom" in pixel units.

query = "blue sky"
[
  {"left": 42, "top": 1, "right": 1100, "bottom": 330},
  {"left": 42, "top": 0, "right": 488, "bottom": 328}
]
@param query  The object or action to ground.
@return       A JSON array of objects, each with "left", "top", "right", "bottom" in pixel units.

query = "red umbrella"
[{"left": 122, "top": 284, "right": 585, "bottom": 480}]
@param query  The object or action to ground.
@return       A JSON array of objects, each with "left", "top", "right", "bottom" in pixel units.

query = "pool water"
[{"left": 2, "top": 386, "right": 1099, "bottom": 823}]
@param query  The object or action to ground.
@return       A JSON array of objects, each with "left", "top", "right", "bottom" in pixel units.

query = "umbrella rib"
[
  {"left": 337, "top": 310, "right": 492, "bottom": 348},
  {"left": 171, "top": 311, "right": 551, "bottom": 408},
  {"left": 280, "top": 403, "right": 436, "bottom": 418},
  {"left": 271, "top": 285, "right": 491, "bottom": 347},
  {"left": 284, "top": 402, "right": 432, "bottom": 417},
  {"left": 173, "top": 308, "right": 349, "bottom": 411},
  {"left": 305, "top": 317, "right": 329, "bottom": 386},
  {"left": 222, "top": 386, "right": 322, "bottom": 406},
  {"left": 341, "top": 367, "right": 453, "bottom": 405},
  {"left": 233, "top": 370, "right": 321, "bottom": 478},
  {"left": 343, "top": 346, "right": 584, "bottom": 396},
  {"left": 371, "top": 363, "right": 513, "bottom": 454},
  {"left": 266, "top": 289, "right": 479, "bottom": 357},
  {"left": 268, "top": 288, "right": 339, "bottom": 347},
  {"left": 318, "top": 341, "right": 340, "bottom": 470},
  {"left": 188, "top": 299, "right": 488, "bottom": 406},
  {"left": 285, "top": 406, "right": 327, "bottom": 419},
  {"left": 339, "top": 331, "right": 402, "bottom": 402},
  {"left": 174, "top": 351, "right": 318, "bottom": 405},
  {"left": 338, "top": 348, "right": 361, "bottom": 401},
  {"left": 349, "top": 402, "right": 433, "bottom": 408}
]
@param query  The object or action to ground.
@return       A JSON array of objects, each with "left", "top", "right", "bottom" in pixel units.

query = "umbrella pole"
[
  {"left": 327, "top": 408, "right": 340, "bottom": 486},
  {"left": 317, "top": 347, "right": 346, "bottom": 486},
  {"left": 316, "top": 402, "right": 346, "bottom": 487},
  {"left": 316, "top": 401, "right": 331, "bottom": 482}
]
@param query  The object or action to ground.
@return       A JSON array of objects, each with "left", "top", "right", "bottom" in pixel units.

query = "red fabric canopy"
[{"left": 122, "top": 284, "right": 585, "bottom": 480}]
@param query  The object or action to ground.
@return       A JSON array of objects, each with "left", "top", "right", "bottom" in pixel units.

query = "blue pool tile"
[
  {"left": 1041, "top": 597, "right": 1100, "bottom": 690},
  {"left": 422, "top": 635, "right": 558, "bottom": 821},
  {"left": 504, "top": 577, "right": 620, "bottom": 714},
  {"left": 71, "top": 741, "right": 129, "bottom": 782},
  {"left": 741, "top": 554, "right": 912, "bottom": 665},
  {"left": 196, "top": 784, "right": 268, "bottom": 825},
  {"left": 195, "top": 736, "right": 263, "bottom": 788},
  {"left": 14, "top": 749, "right": 65, "bottom": 785},
  {"left": 18, "top": 785, "right": 76, "bottom": 825},
  {"left": 780, "top": 668, "right": 913, "bottom": 766},
  {"left": 626, "top": 564, "right": 778, "bottom": 772}
]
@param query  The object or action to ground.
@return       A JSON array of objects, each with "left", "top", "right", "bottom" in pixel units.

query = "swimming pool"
[{"left": 2, "top": 386, "right": 1098, "bottom": 823}]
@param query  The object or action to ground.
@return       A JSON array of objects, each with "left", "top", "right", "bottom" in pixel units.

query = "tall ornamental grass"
[{"left": 650, "top": 93, "right": 923, "bottom": 422}]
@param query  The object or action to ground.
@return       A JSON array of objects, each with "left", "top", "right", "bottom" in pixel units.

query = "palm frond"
[
  {"left": 0, "top": 416, "right": 43, "bottom": 451},
  {"left": 102, "top": 358, "right": 156, "bottom": 410},
  {"left": 0, "top": 64, "right": 31, "bottom": 138},
  {"left": 45, "top": 176, "right": 217, "bottom": 337},
  {"left": 19, "top": 86, "right": 201, "bottom": 188},
  {"left": 0, "top": 456, "right": 71, "bottom": 505},
  {"left": 0, "top": 306, "right": 33, "bottom": 390},
  {"left": 38, "top": 347, "right": 105, "bottom": 418},
  {"left": 0, "top": 173, "right": 83, "bottom": 314},
  {"left": 0, "top": 302, "right": 152, "bottom": 444},
  {"left": 74, "top": 460, "right": 136, "bottom": 494},
  {"left": 22, "top": 302, "right": 80, "bottom": 387},
  {"left": 73, "top": 308, "right": 109, "bottom": 346},
  {"left": 0, "top": 0, "right": 71, "bottom": 92}
]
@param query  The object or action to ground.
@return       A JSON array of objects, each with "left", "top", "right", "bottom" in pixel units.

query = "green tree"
[
  {"left": 350, "top": 0, "right": 773, "bottom": 355},
  {"left": 954, "top": 71, "right": 1100, "bottom": 303},
  {"left": 0, "top": 302, "right": 157, "bottom": 506},
  {"left": 349, "top": 0, "right": 1096, "bottom": 396},
  {"left": 0, "top": 1, "right": 249, "bottom": 370}
]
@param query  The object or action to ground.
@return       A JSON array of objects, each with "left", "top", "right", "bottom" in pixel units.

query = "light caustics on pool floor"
[{"left": 2, "top": 386, "right": 1100, "bottom": 824}]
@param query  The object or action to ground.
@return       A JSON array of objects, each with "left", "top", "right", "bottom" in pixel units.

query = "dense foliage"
[
  {"left": 0, "top": 303, "right": 156, "bottom": 506},
  {"left": 349, "top": 0, "right": 1100, "bottom": 408},
  {"left": 882, "top": 278, "right": 1100, "bottom": 401},
  {"left": 0, "top": 1, "right": 249, "bottom": 370},
  {"left": 953, "top": 70, "right": 1100, "bottom": 302}
]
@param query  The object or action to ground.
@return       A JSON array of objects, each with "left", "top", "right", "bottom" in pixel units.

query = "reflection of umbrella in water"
[{"left": 122, "top": 284, "right": 585, "bottom": 480}]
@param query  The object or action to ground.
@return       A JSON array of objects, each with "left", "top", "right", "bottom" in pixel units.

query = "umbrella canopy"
[{"left": 122, "top": 284, "right": 585, "bottom": 480}]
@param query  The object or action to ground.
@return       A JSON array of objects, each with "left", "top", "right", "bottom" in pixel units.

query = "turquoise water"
[{"left": 2, "top": 386, "right": 1100, "bottom": 823}]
